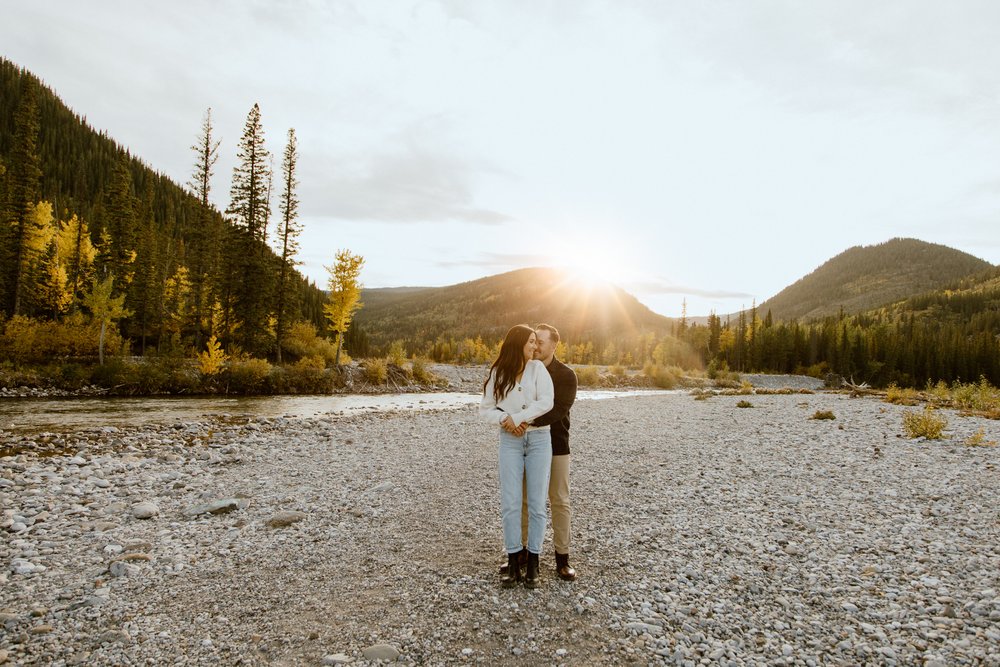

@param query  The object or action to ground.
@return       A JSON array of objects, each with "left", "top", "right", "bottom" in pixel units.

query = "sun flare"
[{"left": 548, "top": 241, "right": 631, "bottom": 288}]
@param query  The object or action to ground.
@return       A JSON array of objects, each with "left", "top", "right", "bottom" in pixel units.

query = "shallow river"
[{"left": 0, "top": 389, "right": 675, "bottom": 433}]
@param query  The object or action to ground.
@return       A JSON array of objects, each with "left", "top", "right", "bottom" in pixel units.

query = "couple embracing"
[{"left": 479, "top": 324, "right": 578, "bottom": 589}]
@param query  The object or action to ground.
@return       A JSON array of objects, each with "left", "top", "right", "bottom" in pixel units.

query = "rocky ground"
[{"left": 2, "top": 389, "right": 999, "bottom": 666}]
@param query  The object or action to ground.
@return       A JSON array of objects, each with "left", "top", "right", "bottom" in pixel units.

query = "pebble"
[
  {"left": 182, "top": 498, "right": 249, "bottom": 517},
  {"left": 0, "top": 390, "right": 997, "bottom": 665},
  {"left": 265, "top": 510, "right": 307, "bottom": 528}
]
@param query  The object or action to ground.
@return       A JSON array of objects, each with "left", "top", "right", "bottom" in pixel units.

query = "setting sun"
[{"left": 548, "top": 240, "right": 632, "bottom": 288}]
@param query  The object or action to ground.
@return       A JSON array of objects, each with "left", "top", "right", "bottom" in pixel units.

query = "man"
[{"left": 500, "top": 323, "right": 579, "bottom": 581}]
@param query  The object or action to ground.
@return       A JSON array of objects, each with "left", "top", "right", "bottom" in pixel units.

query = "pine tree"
[
  {"left": 187, "top": 108, "right": 221, "bottom": 349},
  {"left": 101, "top": 154, "right": 138, "bottom": 285},
  {"left": 225, "top": 103, "right": 273, "bottom": 355},
  {"left": 274, "top": 128, "right": 301, "bottom": 363},
  {"left": 2, "top": 77, "right": 42, "bottom": 316}
]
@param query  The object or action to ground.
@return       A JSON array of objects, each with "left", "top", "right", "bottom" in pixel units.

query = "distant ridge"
[
  {"left": 353, "top": 267, "right": 674, "bottom": 350},
  {"left": 757, "top": 238, "right": 992, "bottom": 321}
]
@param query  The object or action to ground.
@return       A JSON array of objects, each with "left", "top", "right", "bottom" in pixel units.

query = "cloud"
[
  {"left": 434, "top": 252, "right": 548, "bottom": 269},
  {"left": 300, "top": 119, "right": 511, "bottom": 225},
  {"left": 626, "top": 279, "right": 754, "bottom": 300}
]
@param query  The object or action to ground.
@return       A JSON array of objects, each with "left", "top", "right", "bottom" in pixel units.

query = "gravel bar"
[{"left": 2, "top": 392, "right": 999, "bottom": 665}]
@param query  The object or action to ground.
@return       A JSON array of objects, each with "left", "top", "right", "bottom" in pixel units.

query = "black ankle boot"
[
  {"left": 500, "top": 552, "right": 521, "bottom": 588},
  {"left": 498, "top": 548, "right": 526, "bottom": 575},
  {"left": 524, "top": 552, "right": 540, "bottom": 589}
]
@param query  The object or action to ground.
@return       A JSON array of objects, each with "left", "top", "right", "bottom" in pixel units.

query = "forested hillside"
[
  {"left": 348, "top": 268, "right": 678, "bottom": 362},
  {"left": 0, "top": 59, "right": 326, "bottom": 358},
  {"left": 758, "top": 238, "right": 991, "bottom": 321}
]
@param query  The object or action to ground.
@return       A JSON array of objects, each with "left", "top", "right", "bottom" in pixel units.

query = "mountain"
[
  {"left": 351, "top": 267, "right": 674, "bottom": 352},
  {"left": 757, "top": 238, "right": 993, "bottom": 322},
  {"left": 875, "top": 264, "right": 1000, "bottom": 333}
]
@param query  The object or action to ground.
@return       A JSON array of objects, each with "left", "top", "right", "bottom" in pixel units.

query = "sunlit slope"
[
  {"left": 354, "top": 267, "right": 673, "bottom": 348},
  {"left": 758, "top": 238, "right": 992, "bottom": 322}
]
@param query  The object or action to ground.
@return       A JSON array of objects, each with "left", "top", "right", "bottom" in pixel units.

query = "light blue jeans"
[{"left": 498, "top": 427, "right": 552, "bottom": 555}]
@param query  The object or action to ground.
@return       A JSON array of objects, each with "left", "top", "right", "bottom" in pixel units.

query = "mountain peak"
[{"left": 758, "top": 238, "right": 992, "bottom": 321}]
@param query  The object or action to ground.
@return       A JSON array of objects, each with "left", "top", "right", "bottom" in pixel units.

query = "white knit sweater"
[{"left": 479, "top": 359, "right": 555, "bottom": 428}]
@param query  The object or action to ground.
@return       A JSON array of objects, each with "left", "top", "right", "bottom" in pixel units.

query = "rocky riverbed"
[{"left": 2, "top": 391, "right": 999, "bottom": 665}]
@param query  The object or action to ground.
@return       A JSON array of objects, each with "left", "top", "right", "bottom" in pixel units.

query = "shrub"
[
  {"left": 387, "top": 340, "right": 407, "bottom": 367},
  {"left": 225, "top": 358, "right": 272, "bottom": 394},
  {"left": 885, "top": 383, "right": 920, "bottom": 406},
  {"left": 609, "top": 364, "right": 627, "bottom": 378},
  {"left": 810, "top": 410, "right": 836, "bottom": 420},
  {"left": 271, "top": 363, "right": 337, "bottom": 394},
  {"left": 575, "top": 365, "right": 600, "bottom": 387},
  {"left": 295, "top": 355, "right": 327, "bottom": 371},
  {"left": 951, "top": 377, "right": 1000, "bottom": 413},
  {"left": 963, "top": 428, "right": 997, "bottom": 447},
  {"left": 736, "top": 400, "right": 753, "bottom": 408},
  {"left": 198, "top": 335, "right": 227, "bottom": 376},
  {"left": 281, "top": 321, "right": 339, "bottom": 365},
  {"left": 902, "top": 406, "right": 947, "bottom": 439},
  {"left": 410, "top": 356, "right": 435, "bottom": 384},
  {"left": 0, "top": 313, "right": 122, "bottom": 363},
  {"left": 643, "top": 362, "right": 678, "bottom": 389},
  {"left": 363, "top": 357, "right": 388, "bottom": 384}
]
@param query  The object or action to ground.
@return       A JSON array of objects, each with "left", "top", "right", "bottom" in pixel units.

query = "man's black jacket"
[{"left": 531, "top": 357, "right": 578, "bottom": 456}]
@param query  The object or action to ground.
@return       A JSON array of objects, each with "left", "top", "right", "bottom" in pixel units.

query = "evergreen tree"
[
  {"left": 187, "top": 108, "right": 221, "bottom": 349},
  {"left": 274, "top": 128, "right": 301, "bottom": 363},
  {"left": 2, "top": 77, "right": 42, "bottom": 316},
  {"left": 225, "top": 104, "right": 273, "bottom": 355},
  {"left": 100, "top": 154, "right": 138, "bottom": 285}
]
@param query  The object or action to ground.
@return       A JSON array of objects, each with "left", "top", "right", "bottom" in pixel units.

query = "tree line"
[{"left": 0, "top": 62, "right": 362, "bottom": 366}]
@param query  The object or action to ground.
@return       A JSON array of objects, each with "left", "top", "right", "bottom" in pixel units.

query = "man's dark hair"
[{"left": 535, "top": 323, "right": 560, "bottom": 344}]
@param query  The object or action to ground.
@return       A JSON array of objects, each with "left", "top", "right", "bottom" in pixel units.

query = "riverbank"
[{"left": 2, "top": 392, "right": 998, "bottom": 665}]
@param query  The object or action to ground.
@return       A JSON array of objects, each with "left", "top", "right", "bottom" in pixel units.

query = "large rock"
[
  {"left": 132, "top": 502, "right": 159, "bottom": 520},
  {"left": 362, "top": 644, "right": 400, "bottom": 661},
  {"left": 183, "top": 498, "right": 250, "bottom": 517}
]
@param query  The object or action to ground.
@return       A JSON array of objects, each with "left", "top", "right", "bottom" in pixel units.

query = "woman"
[{"left": 480, "top": 324, "right": 554, "bottom": 588}]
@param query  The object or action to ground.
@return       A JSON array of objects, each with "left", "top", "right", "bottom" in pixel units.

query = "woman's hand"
[{"left": 501, "top": 415, "right": 517, "bottom": 433}]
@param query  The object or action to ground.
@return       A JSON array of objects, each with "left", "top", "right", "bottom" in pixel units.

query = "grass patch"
[
  {"left": 810, "top": 410, "right": 836, "bottom": 420},
  {"left": 963, "top": 428, "right": 998, "bottom": 447},
  {"left": 902, "top": 406, "right": 948, "bottom": 439},
  {"left": 736, "top": 400, "right": 753, "bottom": 408},
  {"left": 885, "top": 383, "right": 921, "bottom": 406}
]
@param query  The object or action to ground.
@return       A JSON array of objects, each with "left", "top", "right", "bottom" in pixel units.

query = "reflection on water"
[{"left": 0, "top": 389, "right": 676, "bottom": 433}]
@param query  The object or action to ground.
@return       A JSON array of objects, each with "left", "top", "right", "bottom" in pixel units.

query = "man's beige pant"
[{"left": 521, "top": 454, "right": 571, "bottom": 554}]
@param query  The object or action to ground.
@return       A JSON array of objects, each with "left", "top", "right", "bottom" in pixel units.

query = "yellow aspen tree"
[
  {"left": 162, "top": 266, "right": 193, "bottom": 339},
  {"left": 323, "top": 249, "right": 364, "bottom": 367},
  {"left": 82, "top": 274, "right": 131, "bottom": 364},
  {"left": 54, "top": 213, "right": 96, "bottom": 300}
]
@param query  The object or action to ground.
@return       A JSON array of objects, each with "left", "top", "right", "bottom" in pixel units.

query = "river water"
[{"left": 0, "top": 389, "right": 676, "bottom": 433}]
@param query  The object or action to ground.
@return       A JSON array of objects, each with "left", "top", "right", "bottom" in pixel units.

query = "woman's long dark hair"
[{"left": 484, "top": 324, "right": 534, "bottom": 403}]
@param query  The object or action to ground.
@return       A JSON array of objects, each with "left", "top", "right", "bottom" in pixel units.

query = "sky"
[{"left": 3, "top": 0, "right": 1000, "bottom": 318}]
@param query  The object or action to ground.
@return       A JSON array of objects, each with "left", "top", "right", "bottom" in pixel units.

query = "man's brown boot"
[{"left": 555, "top": 552, "right": 577, "bottom": 581}]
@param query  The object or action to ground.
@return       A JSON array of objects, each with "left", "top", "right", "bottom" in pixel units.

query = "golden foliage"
[
  {"left": 197, "top": 335, "right": 227, "bottom": 376},
  {"left": 902, "top": 406, "right": 947, "bottom": 439},
  {"left": 363, "top": 357, "right": 388, "bottom": 384}
]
